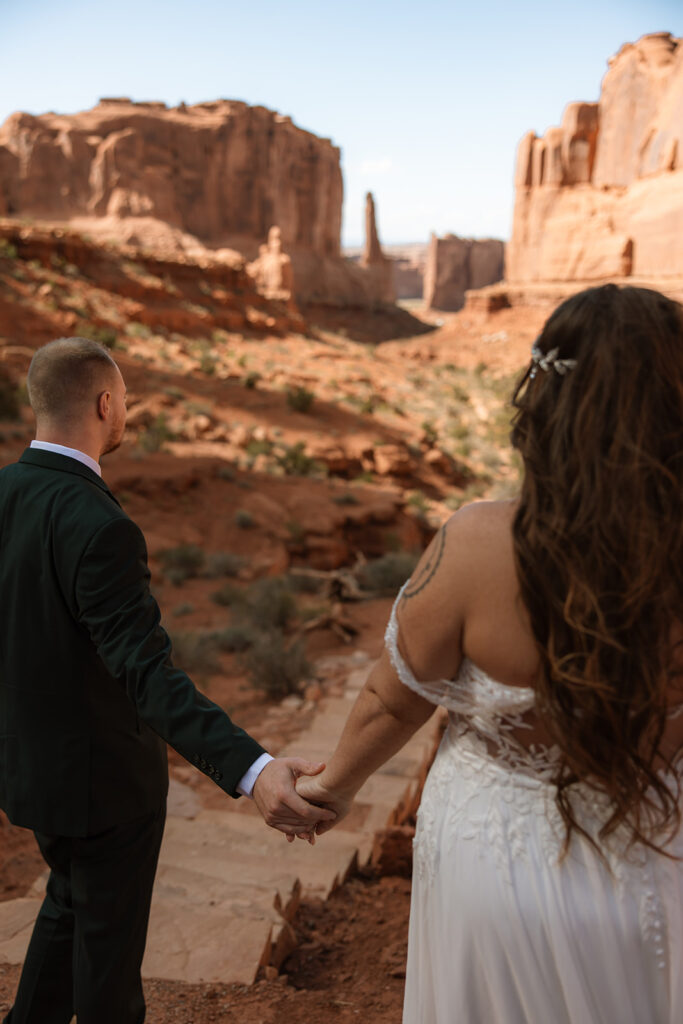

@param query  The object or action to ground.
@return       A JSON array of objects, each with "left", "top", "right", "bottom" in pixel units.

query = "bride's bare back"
[{"left": 395, "top": 499, "right": 683, "bottom": 763}]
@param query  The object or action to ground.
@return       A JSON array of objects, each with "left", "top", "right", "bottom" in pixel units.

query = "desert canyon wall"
[
  {"left": 0, "top": 98, "right": 392, "bottom": 307},
  {"left": 424, "top": 233, "right": 504, "bottom": 310},
  {"left": 506, "top": 32, "right": 683, "bottom": 283}
]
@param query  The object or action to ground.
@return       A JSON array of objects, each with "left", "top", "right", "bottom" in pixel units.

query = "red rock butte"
[
  {"left": 0, "top": 98, "right": 341, "bottom": 257},
  {"left": 506, "top": 32, "right": 683, "bottom": 285},
  {"left": 0, "top": 98, "right": 397, "bottom": 306}
]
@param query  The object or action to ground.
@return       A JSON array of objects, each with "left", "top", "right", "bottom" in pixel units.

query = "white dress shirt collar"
[{"left": 30, "top": 440, "right": 102, "bottom": 478}]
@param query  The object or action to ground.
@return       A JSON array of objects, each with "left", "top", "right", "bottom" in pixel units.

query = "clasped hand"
[{"left": 252, "top": 757, "right": 337, "bottom": 843}]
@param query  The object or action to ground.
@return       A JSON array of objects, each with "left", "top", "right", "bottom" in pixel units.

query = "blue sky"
[{"left": 1, "top": 0, "right": 681, "bottom": 246}]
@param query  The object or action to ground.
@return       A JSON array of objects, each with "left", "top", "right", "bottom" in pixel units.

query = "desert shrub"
[
  {"left": 332, "top": 491, "right": 359, "bottom": 506},
  {"left": 172, "top": 603, "right": 195, "bottom": 617},
  {"left": 169, "top": 630, "right": 220, "bottom": 676},
  {"left": 245, "top": 438, "right": 274, "bottom": 458},
  {"left": 234, "top": 508, "right": 255, "bottom": 529},
  {"left": 210, "top": 582, "right": 246, "bottom": 608},
  {"left": 244, "top": 372, "right": 261, "bottom": 389},
  {"left": 286, "top": 385, "right": 314, "bottom": 413},
  {"left": 160, "top": 544, "right": 205, "bottom": 584},
  {"left": 126, "top": 321, "right": 152, "bottom": 339},
  {"left": 356, "top": 551, "right": 420, "bottom": 596},
  {"left": 79, "top": 324, "right": 118, "bottom": 350},
  {"left": 275, "top": 442, "right": 320, "bottom": 477},
  {"left": 421, "top": 420, "right": 438, "bottom": 445},
  {"left": 286, "top": 571, "right": 326, "bottom": 594},
  {"left": 212, "top": 624, "right": 256, "bottom": 653},
  {"left": 406, "top": 491, "right": 430, "bottom": 516},
  {"left": 0, "top": 239, "right": 18, "bottom": 260},
  {"left": 203, "top": 552, "right": 246, "bottom": 578},
  {"left": 245, "top": 576, "right": 297, "bottom": 629},
  {"left": 0, "top": 372, "right": 21, "bottom": 421},
  {"left": 244, "top": 629, "right": 311, "bottom": 698},
  {"left": 138, "top": 414, "right": 175, "bottom": 453}
]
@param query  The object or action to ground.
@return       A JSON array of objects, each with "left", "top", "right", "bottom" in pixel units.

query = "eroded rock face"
[
  {"left": 247, "top": 226, "right": 294, "bottom": 300},
  {"left": 358, "top": 192, "right": 395, "bottom": 305},
  {"left": 507, "top": 33, "right": 683, "bottom": 283},
  {"left": 423, "top": 234, "right": 504, "bottom": 311},
  {"left": 0, "top": 99, "right": 342, "bottom": 258}
]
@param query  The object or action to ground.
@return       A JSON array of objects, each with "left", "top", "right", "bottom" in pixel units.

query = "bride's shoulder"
[{"left": 444, "top": 498, "right": 517, "bottom": 544}]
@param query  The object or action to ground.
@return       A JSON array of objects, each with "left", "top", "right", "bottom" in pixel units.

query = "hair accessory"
[{"left": 529, "top": 345, "right": 578, "bottom": 379}]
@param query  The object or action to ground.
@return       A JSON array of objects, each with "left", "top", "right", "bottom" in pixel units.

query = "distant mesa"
[
  {"left": 0, "top": 98, "right": 396, "bottom": 308},
  {"left": 424, "top": 234, "right": 504, "bottom": 312},
  {"left": 505, "top": 31, "right": 683, "bottom": 288}
]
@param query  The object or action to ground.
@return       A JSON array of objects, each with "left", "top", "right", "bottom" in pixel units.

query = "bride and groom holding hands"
[{"left": 2, "top": 282, "right": 683, "bottom": 1024}]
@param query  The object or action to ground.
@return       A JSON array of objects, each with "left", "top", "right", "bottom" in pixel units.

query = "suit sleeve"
[{"left": 74, "top": 515, "right": 266, "bottom": 797}]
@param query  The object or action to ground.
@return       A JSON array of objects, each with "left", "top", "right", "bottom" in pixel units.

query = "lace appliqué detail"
[{"left": 386, "top": 584, "right": 674, "bottom": 971}]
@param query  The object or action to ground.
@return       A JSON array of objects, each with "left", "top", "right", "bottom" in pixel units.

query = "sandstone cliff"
[
  {"left": 0, "top": 98, "right": 396, "bottom": 307},
  {"left": 507, "top": 32, "right": 683, "bottom": 283},
  {"left": 423, "top": 234, "right": 504, "bottom": 311},
  {"left": 0, "top": 99, "right": 342, "bottom": 258}
]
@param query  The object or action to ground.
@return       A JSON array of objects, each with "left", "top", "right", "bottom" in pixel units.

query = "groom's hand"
[
  {"left": 252, "top": 757, "right": 336, "bottom": 842},
  {"left": 295, "top": 775, "right": 352, "bottom": 837}
]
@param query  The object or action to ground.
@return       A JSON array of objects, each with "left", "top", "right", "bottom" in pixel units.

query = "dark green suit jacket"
[{"left": 0, "top": 448, "right": 265, "bottom": 837}]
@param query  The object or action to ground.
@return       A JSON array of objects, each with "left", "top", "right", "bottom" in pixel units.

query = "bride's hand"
[{"left": 295, "top": 773, "right": 353, "bottom": 837}]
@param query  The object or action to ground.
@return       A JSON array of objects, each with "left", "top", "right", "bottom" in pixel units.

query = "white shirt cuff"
[{"left": 236, "top": 752, "right": 274, "bottom": 798}]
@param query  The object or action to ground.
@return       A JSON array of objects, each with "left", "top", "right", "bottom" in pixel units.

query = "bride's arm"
[
  {"left": 297, "top": 510, "right": 474, "bottom": 830},
  {"left": 296, "top": 647, "right": 437, "bottom": 829}
]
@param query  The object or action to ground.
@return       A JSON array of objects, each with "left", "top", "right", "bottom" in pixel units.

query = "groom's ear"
[{"left": 97, "top": 390, "right": 111, "bottom": 421}]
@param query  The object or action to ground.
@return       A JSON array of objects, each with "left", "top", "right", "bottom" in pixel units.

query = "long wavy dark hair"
[{"left": 511, "top": 284, "right": 683, "bottom": 854}]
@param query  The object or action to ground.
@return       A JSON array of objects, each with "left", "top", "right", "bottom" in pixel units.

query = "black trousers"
[{"left": 3, "top": 802, "right": 166, "bottom": 1024}]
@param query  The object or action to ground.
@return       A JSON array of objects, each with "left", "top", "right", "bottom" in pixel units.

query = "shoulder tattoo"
[{"left": 402, "top": 525, "right": 447, "bottom": 600}]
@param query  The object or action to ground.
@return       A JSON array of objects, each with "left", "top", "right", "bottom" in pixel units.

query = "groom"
[{"left": 0, "top": 337, "right": 333, "bottom": 1024}]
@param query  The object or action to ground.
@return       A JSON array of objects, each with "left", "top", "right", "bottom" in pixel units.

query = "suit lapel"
[{"left": 18, "top": 448, "right": 122, "bottom": 507}]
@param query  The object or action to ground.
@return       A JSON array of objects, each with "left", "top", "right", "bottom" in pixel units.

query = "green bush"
[
  {"left": 210, "top": 582, "right": 245, "bottom": 607},
  {"left": 212, "top": 625, "right": 256, "bottom": 653},
  {"left": 245, "top": 577, "right": 297, "bottom": 629},
  {"left": 172, "top": 603, "right": 195, "bottom": 617},
  {"left": 332, "top": 491, "right": 359, "bottom": 506},
  {"left": 286, "top": 385, "right": 314, "bottom": 413},
  {"left": 160, "top": 544, "right": 205, "bottom": 584},
  {"left": 169, "top": 631, "right": 220, "bottom": 676},
  {"left": 244, "top": 372, "right": 261, "bottom": 390},
  {"left": 138, "top": 414, "right": 175, "bottom": 453},
  {"left": 0, "top": 239, "right": 18, "bottom": 260},
  {"left": 79, "top": 324, "right": 118, "bottom": 350},
  {"left": 203, "top": 552, "right": 246, "bottom": 578},
  {"left": 126, "top": 321, "right": 152, "bottom": 339},
  {"left": 356, "top": 551, "right": 420, "bottom": 596},
  {"left": 275, "top": 442, "right": 320, "bottom": 477},
  {"left": 244, "top": 629, "right": 311, "bottom": 698},
  {"left": 234, "top": 509, "right": 255, "bottom": 529}
]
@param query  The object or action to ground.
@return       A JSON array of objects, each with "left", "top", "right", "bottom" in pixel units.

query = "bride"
[{"left": 297, "top": 284, "right": 683, "bottom": 1023}]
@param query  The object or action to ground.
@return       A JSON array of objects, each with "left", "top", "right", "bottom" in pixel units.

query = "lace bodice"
[{"left": 385, "top": 582, "right": 556, "bottom": 780}]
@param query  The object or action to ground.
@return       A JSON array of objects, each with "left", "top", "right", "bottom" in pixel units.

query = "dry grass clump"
[
  {"left": 356, "top": 552, "right": 419, "bottom": 596},
  {"left": 243, "top": 630, "right": 311, "bottom": 698}
]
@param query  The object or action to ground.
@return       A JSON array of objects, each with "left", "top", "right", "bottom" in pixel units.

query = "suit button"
[{"left": 215, "top": 771, "right": 222, "bottom": 782}]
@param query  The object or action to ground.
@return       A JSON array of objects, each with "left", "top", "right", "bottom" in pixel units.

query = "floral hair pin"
[{"left": 529, "top": 345, "right": 578, "bottom": 379}]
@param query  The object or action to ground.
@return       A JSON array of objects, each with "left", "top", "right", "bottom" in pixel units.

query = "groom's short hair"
[{"left": 27, "top": 337, "right": 119, "bottom": 424}]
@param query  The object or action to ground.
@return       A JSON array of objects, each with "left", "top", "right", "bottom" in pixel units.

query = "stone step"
[
  {"left": 0, "top": 659, "right": 441, "bottom": 989},
  {"left": 192, "top": 809, "right": 359, "bottom": 900}
]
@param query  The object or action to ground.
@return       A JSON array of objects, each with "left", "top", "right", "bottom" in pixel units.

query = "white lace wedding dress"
[{"left": 385, "top": 593, "right": 683, "bottom": 1024}]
